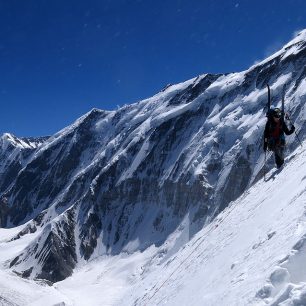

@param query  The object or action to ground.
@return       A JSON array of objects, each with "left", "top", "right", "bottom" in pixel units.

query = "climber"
[{"left": 263, "top": 107, "right": 295, "bottom": 168}]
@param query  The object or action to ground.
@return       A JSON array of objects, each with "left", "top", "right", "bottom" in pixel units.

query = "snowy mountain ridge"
[{"left": 0, "top": 30, "right": 306, "bottom": 305}]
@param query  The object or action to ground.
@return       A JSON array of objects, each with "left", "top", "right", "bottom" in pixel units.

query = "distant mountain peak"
[{"left": 0, "top": 132, "right": 47, "bottom": 150}]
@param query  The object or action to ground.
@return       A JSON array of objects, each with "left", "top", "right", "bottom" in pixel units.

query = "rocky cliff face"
[
  {"left": 1, "top": 30, "right": 306, "bottom": 282},
  {"left": 0, "top": 133, "right": 47, "bottom": 227},
  {"left": 0, "top": 133, "right": 47, "bottom": 192}
]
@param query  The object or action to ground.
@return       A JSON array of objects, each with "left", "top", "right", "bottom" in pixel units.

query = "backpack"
[{"left": 266, "top": 119, "right": 285, "bottom": 150}]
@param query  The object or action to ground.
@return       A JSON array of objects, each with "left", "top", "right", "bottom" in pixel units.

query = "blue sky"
[{"left": 1, "top": 0, "right": 305, "bottom": 137}]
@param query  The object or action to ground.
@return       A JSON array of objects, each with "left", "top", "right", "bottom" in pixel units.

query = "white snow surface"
[{"left": 1, "top": 143, "right": 306, "bottom": 305}]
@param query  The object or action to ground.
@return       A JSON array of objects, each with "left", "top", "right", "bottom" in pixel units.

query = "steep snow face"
[
  {"left": 121, "top": 141, "right": 306, "bottom": 306},
  {"left": 0, "top": 135, "right": 306, "bottom": 306},
  {"left": 0, "top": 30, "right": 306, "bottom": 284}
]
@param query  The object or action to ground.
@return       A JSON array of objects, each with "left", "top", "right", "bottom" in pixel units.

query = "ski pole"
[
  {"left": 264, "top": 150, "right": 266, "bottom": 181},
  {"left": 293, "top": 129, "right": 302, "bottom": 147}
]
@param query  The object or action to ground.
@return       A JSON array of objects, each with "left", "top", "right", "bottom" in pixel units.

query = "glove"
[{"left": 290, "top": 125, "right": 295, "bottom": 133}]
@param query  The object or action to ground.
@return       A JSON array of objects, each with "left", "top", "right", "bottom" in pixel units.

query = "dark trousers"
[{"left": 274, "top": 146, "right": 285, "bottom": 168}]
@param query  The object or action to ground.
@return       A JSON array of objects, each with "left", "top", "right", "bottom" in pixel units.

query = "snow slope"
[
  {"left": 1, "top": 142, "right": 306, "bottom": 305},
  {"left": 125, "top": 144, "right": 306, "bottom": 306}
]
